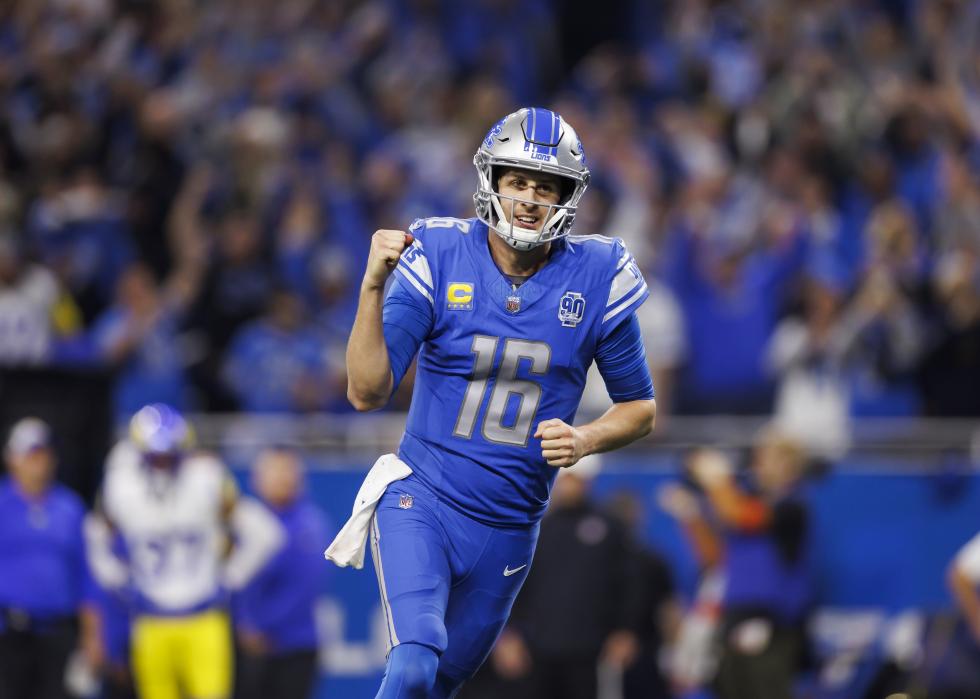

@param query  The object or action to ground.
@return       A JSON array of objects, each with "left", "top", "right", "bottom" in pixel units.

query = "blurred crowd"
[{"left": 0, "top": 0, "right": 979, "bottom": 448}]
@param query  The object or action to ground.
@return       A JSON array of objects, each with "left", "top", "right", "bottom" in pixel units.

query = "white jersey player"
[{"left": 86, "top": 404, "right": 283, "bottom": 699}]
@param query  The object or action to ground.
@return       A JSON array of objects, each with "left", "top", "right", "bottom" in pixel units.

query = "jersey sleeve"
[
  {"left": 383, "top": 272, "right": 434, "bottom": 390},
  {"left": 595, "top": 312, "right": 655, "bottom": 402},
  {"left": 393, "top": 229, "right": 435, "bottom": 307},
  {"left": 601, "top": 240, "right": 649, "bottom": 339}
]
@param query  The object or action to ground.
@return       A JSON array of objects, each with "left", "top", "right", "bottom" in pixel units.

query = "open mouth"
[{"left": 515, "top": 214, "right": 539, "bottom": 227}]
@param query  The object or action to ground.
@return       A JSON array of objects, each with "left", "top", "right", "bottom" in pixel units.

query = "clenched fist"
[
  {"left": 363, "top": 229, "right": 414, "bottom": 291},
  {"left": 535, "top": 418, "right": 588, "bottom": 468}
]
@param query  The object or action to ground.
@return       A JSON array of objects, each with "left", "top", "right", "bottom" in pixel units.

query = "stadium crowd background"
[
  {"left": 0, "top": 0, "right": 977, "bottom": 430},
  {"left": 3, "top": 0, "right": 980, "bottom": 698}
]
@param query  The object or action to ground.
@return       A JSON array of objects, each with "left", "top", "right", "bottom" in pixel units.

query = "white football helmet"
[
  {"left": 129, "top": 403, "right": 194, "bottom": 459},
  {"left": 474, "top": 107, "right": 590, "bottom": 250}
]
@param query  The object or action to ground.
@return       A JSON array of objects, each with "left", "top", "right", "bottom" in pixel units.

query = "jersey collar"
[{"left": 470, "top": 220, "right": 573, "bottom": 314}]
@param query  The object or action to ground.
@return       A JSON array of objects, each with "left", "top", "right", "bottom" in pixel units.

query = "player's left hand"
[{"left": 535, "top": 418, "right": 588, "bottom": 468}]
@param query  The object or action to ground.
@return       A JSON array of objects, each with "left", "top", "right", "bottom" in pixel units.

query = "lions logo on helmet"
[
  {"left": 473, "top": 107, "right": 590, "bottom": 251},
  {"left": 129, "top": 404, "right": 194, "bottom": 459}
]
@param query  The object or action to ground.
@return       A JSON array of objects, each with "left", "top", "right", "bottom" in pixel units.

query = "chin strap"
[{"left": 493, "top": 223, "right": 540, "bottom": 251}]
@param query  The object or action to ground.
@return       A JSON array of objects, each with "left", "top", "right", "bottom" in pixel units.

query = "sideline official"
[
  {"left": 0, "top": 418, "right": 100, "bottom": 699},
  {"left": 234, "top": 447, "right": 330, "bottom": 699}
]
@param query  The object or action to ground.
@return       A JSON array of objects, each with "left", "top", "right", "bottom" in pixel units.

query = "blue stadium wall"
[{"left": 231, "top": 455, "right": 980, "bottom": 698}]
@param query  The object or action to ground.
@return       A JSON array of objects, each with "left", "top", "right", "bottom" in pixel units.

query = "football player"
[
  {"left": 339, "top": 107, "right": 657, "bottom": 698},
  {"left": 86, "top": 404, "right": 284, "bottom": 699}
]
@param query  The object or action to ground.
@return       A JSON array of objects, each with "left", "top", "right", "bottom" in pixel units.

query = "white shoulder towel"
[{"left": 324, "top": 453, "right": 413, "bottom": 569}]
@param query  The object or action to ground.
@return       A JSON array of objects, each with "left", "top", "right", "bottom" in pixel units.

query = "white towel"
[{"left": 324, "top": 453, "right": 413, "bottom": 569}]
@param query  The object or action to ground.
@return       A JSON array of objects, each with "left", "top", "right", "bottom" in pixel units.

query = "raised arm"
[
  {"left": 346, "top": 229, "right": 414, "bottom": 411},
  {"left": 689, "top": 449, "right": 771, "bottom": 531},
  {"left": 163, "top": 163, "right": 211, "bottom": 312}
]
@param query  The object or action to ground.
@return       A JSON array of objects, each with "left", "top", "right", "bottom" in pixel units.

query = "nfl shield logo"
[
  {"left": 506, "top": 295, "right": 521, "bottom": 313},
  {"left": 398, "top": 494, "right": 414, "bottom": 509}
]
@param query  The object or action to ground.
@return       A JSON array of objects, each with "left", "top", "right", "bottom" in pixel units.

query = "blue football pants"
[{"left": 370, "top": 474, "right": 538, "bottom": 698}]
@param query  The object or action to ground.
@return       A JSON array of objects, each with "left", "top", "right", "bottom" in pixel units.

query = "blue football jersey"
[{"left": 392, "top": 217, "right": 649, "bottom": 526}]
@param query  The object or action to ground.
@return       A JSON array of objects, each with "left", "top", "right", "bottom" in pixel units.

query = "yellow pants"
[{"left": 131, "top": 609, "right": 233, "bottom": 699}]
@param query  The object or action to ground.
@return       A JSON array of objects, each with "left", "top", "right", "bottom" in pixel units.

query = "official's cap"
[{"left": 6, "top": 417, "right": 53, "bottom": 457}]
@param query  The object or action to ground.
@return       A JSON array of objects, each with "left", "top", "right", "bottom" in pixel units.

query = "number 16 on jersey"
[{"left": 453, "top": 335, "right": 551, "bottom": 448}]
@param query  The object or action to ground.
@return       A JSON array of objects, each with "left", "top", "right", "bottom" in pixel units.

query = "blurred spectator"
[
  {"left": 234, "top": 447, "right": 331, "bottom": 699},
  {"left": 121, "top": 90, "right": 188, "bottom": 280},
  {"left": 920, "top": 174, "right": 980, "bottom": 415},
  {"left": 843, "top": 201, "right": 926, "bottom": 416},
  {"left": 86, "top": 163, "right": 207, "bottom": 418},
  {"left": 447, "top": 0, "right": 560, "bottom": 103},
  {"left": 478, "top": 456, "right": 639, "bottom": 699},
  {"left": 658, "top": 451, "right": 726, "bottom": 576},
  {"left": 26, "top": 166, "right": 135, "bottom": 325},
  {"left": 229, "top": 108, "right": 292, "bottom": 212},
  {"left": 194, "top": 203, "right": 275, "bottom": 344},
  {"left": 271, "top": 184, "right": 357, "bottom": 411},
  {"left": 274, "top": 184, "right": 330, "bottom": 308},
  {"left": 933, "top": 148, "right": 980, "bottom": 259},
  {"left": 222, "top": 289, "right": 332, "bottom": 412},
  {"left": 309, "top": 247, "right": 357, "bottom": 411},
  {"left": 85, "top": 404, "right": 284, "bottom": 699},
  {"left": 767, "top": 200, "right": 927, "bottom": 453},
  {"left": 767, "top": 270, "right": 852, "bottom": 459},
  {"left": 185, "top": 199, "right": 277, "bottom": 410},
  {"left": 89, "top": 262, "right": 195, "bottom": 419},
  {"left": 660, "top": 180, "right": 809, "bottom": 414},
  {"left": 0, "top": 229, "right": 80, "bottom": 365},
  {"left": 0, "top": 417, "right": 100, "bottom": 699},
  {"left": 687, "top": 430, "right": 815, "bottom": 699}
]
